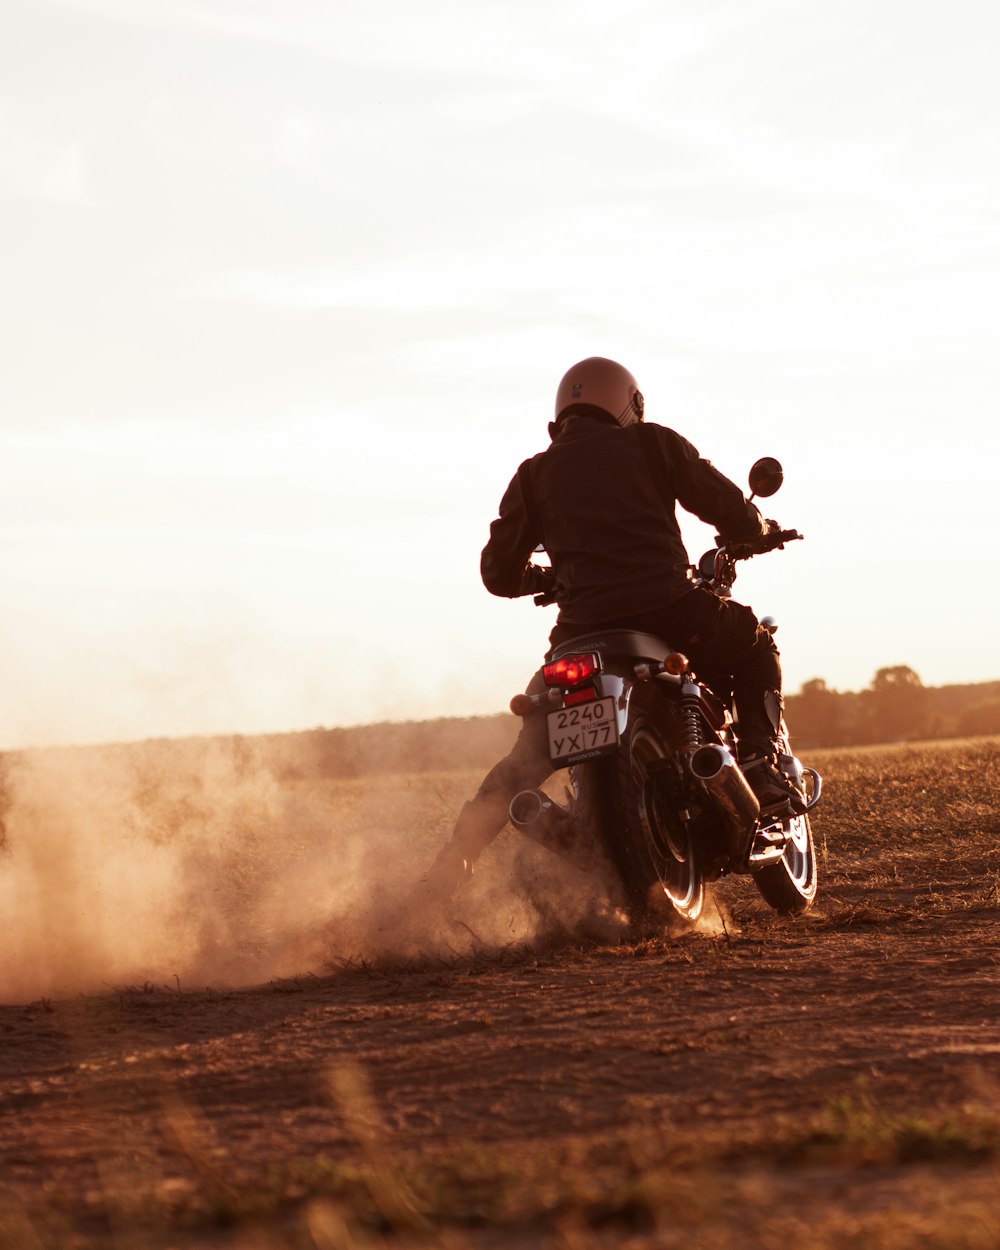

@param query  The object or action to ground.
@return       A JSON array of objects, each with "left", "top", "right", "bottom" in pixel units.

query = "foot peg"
[{"left": 748, "top": 825, "right": 789, "bottom": 866}]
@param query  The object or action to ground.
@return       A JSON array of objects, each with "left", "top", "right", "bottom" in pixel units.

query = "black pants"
[{"left": 446, "top": 589, "right": 781, "bottom": 863}]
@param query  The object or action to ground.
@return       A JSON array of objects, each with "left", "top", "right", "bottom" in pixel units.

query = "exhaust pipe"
[
  {"left": 508, "top": 788, "right": 597, "bottom": 870},
  {"left": 689, "top": 744, "right": 760, "bottom": 862},
  {"left": 509, "top": 788, "right": 569, "bottom": 829}
]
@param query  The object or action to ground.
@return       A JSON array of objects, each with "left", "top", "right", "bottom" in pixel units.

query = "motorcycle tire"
[
  {"left": 607, "top": 712, "right": 705, "bottom": 925},
  {"left": 751, "top": 811, "right": 818, "bottom": 915}
]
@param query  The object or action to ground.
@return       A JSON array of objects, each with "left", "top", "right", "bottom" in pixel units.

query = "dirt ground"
[{"left": 1, "top": 740, "right": 999, "bottom": 1249}]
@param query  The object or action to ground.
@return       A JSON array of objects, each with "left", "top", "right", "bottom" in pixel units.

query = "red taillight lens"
[
  {"left": 543, "top": 652, "right": 600, "bottom": 688},
  {"left": 564, "top": 688, "right": 597, "bottom": 706}
]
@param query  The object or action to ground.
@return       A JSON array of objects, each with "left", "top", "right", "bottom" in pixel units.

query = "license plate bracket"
[{"left": 546, "top": 696, "right": 619, "bottom": 767}]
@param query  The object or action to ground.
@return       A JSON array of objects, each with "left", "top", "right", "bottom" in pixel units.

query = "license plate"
[{"left": 546, "top": 696, "right": 619, "bottom": 766}]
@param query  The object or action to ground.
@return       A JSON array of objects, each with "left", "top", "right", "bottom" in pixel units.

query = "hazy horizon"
[{"left": 2, "top": 0, "right": 998, "bottom": 750}]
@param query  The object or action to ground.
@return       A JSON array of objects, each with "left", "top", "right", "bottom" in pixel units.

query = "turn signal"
[
  {"left": 510, "top": 694, "right": 534, "bottom": 717},
  {"left": 542, "top": 653, "right": 600, "bottom": 688},
  {"left": 663, "top": 652, "right": 689, "bottom": 675}
]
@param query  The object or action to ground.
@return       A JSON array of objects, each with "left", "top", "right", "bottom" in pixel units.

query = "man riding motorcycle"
[{"left": 424, "top": 357, "right": 805, "bottom": 893}]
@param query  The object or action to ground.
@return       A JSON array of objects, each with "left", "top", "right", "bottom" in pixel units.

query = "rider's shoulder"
[{"left": 636, "top": 422, "right": 700, "bottom": 457}]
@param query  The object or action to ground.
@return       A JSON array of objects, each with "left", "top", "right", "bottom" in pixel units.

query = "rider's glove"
[{"left": 524, "top": 563, "right": 557, "bottom": 604}]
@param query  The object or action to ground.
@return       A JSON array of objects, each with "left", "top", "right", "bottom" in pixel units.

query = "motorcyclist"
[{"left": 424, "top": 356, "right": 805, "bottom": 893}]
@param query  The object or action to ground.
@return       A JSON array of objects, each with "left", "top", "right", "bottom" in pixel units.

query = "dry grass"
[
  {"left": 807, "top": 735, "right": 1000, "bottom": 847},
  {"left": 7, "top": 1091, "right": 1000, "bottom": 1249},
  {"left": 3, "top": 735, "right": 1000, "bottom": 1250},
  {"left": 798, "top": 737, "right": 1000, "bottom": 902}
]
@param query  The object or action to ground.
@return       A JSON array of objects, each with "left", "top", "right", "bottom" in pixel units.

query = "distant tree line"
[
  {"left": 785, "top": 666, "right": 1000, "bottom": 749},
  {"left": 2, "top": 667, "right": 996, "bottom": 792}
]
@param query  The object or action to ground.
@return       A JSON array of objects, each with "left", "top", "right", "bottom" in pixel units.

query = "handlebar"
[
  {"left": 718, "top": 528, "right": 802, "bottom": 560},
  {"left": 695, "top": 525, "right": 802, "bottom": 595}
]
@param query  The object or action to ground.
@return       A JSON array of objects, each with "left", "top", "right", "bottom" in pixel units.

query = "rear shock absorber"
[{"left": 678, "top": 683, "right": 705, "bottom": 752}]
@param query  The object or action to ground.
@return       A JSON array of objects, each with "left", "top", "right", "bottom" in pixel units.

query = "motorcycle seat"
[{"left": 549, "top": 630, "right": 675, "bottom": 664}]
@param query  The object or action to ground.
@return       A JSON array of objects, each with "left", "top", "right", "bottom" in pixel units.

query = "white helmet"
[{"left": 554, "top": 357, "right": 644, "bottom": 429}]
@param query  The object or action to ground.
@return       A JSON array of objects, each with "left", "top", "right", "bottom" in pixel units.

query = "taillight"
[
  {"left": 564, "top": 688, "right": 597, "bottom": 706},
  {"left": 543, "top": 653, "right": 600, "bottom": 688}
]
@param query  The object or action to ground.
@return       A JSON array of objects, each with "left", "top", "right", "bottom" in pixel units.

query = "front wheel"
[
  {"left": 614, "top": 715, "right": 705, "bottom": 924},
  {"left": 752, "top": 812, "right": 818, "bottom": 914}
]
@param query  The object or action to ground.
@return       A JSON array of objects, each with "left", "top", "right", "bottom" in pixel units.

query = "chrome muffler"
[
  {"left": 688, "top": 743, "right": 760, "bottom": 862},
  {"left": 508, "top": 788, "right": 598, "bottom": 871},
  {"left": 509, "top": 788, "right": 568, "bottom": 829}
]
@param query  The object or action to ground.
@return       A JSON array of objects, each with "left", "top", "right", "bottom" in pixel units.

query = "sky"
[{"left": 1, "top": 0, "right": 998, "bottom": 749}]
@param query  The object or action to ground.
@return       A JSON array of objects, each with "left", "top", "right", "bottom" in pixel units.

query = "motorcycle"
[{"left": 505, "top": 457, "right": 821, "bottom": 926}]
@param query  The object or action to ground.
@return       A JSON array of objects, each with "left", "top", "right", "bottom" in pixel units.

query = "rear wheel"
[
  {"left": 612, "top": 715, "right": 704, "bottom": 924},
  {"left": 752, "top": 812, "right": 817, "bottom": 914}
]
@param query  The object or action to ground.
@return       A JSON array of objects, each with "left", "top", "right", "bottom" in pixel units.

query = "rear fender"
[
  {"left": 589, "top": 664, "right": 686, "bottom": 747},
  {"left": 593, "top": 667, "right": 682, "bottom": 742},
  {"left": 591, "top": 671, "right": 632, "bottom": 739}
]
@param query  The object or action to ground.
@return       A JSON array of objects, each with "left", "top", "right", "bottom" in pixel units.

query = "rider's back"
[{"left": 495, "top": 416, "right": 761, "bottom": 625}]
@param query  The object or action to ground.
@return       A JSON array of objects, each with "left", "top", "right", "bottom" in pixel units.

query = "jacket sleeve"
[
  {"left": 480, "top": 469, "right": 555, "bottom": 599},
  {"left": 657, "top": 427, "right": 765, "bottom": 539}
]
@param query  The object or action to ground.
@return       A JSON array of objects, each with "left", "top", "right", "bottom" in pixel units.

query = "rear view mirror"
[
  {"left": 698, "top": 549, "right": 719, "bottom": 579},
  {"left": 748, "top": 457, "right": 783, "bottom": 499}
]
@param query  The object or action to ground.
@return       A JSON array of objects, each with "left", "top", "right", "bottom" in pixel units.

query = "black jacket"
[{"left": 480, "top": 417, "right": 764, "bottom": 624}]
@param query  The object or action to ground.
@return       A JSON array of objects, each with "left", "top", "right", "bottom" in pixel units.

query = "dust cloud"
[{"left": 0, "top": 737, "right": 625, "bottom": 1004}]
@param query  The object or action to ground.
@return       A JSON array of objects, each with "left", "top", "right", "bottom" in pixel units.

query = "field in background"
[{"left": 0, "top": 735, "right": 998, "bottom": 1248}]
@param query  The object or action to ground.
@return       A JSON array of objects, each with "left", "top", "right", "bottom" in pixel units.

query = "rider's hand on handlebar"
[
  {"left": 714, "top": 524, "right": 802, "bottom": 561},
  {"left": 529, "top": 564, "right": 558, "bottom": 606},
  {"left": 755, "top": 525, "right": 803, "bottom": 552}
]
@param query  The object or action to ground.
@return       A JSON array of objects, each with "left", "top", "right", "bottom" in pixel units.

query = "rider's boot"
[
  {"left": 735, "top": 687, "right": 807, "bottom": 818},
  {"left": 421, "top": 840, "right": 474, "bottom": 896},
  {"left": 739, "top": 751, "right": 808, "bottom": 818},
  {"left": 419, "top": 797, "right": 510, "bottom": 899}
]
